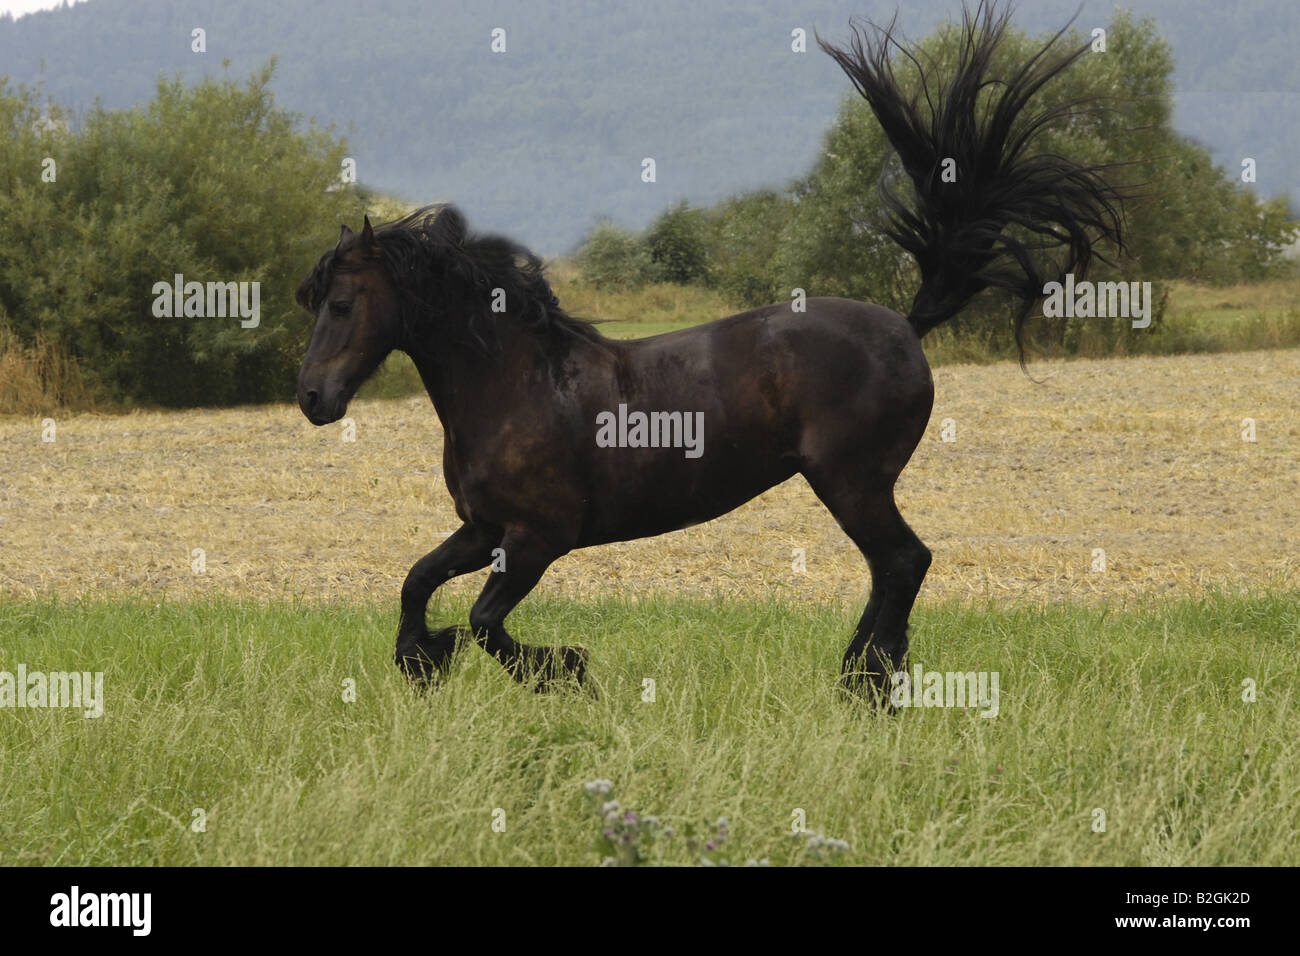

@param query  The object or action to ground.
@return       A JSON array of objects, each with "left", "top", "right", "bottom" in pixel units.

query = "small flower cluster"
[
  {"left": 791, "top": 828, "right": 850, "bottom": 863},
  {"left": 585, "top": 780, "right": 670, "bottom": 866},
  {"left": 583, "top": 781, "right": 769, "bottom": 867},
  {"left": 686, "top": 816, "right": 731, "bottom": 865}
]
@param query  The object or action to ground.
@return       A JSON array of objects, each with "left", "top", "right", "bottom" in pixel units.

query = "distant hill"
[{"left": 2, "top": 0, "right": 1297, "bottom": 254}]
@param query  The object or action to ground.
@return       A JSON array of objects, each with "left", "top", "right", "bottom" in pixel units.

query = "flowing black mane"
[{"left": 296, "top": 204, "right": 607, "bottom": 353}]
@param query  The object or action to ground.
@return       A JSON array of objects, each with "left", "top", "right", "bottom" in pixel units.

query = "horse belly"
[{"left": 581, "top": 446, "right": 796, "bottom": 546}]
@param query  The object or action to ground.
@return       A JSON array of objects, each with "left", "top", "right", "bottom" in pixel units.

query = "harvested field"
[{"left": 1, "top": 348, "right": 1296, "bottom": 605}]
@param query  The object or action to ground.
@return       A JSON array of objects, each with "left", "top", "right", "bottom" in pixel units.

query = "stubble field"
[{"left": 2, "top": 348, "right": 1296, "bottom": 603}]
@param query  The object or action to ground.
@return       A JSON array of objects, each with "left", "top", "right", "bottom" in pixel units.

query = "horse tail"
[{"left": 818, "top": 1, "right": 1127, "bottom": 353}]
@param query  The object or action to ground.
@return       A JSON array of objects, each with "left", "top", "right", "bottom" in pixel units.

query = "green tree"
[
  {"left": 575, "top": 221, "right": 653, "bottom": 290},
  {"left": 0, "top": 61, "right": 362, "bottom": 405},
  {"left": 644, "top": 200, "right": 708, "bottom": 285},
  {"left": 702, "top": 189, "right": 795, "bottom": 307}
]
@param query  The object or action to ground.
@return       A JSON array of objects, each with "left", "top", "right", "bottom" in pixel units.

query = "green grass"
[
  {"left": 2, "top": 593, "right": 1295, "bottom": 865},
  {"left": 596, "top": 319, "right": 693, "bottom": 339}
]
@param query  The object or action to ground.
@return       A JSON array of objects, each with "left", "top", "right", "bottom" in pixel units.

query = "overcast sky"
[{"left": 0, "top": 0, "right": 86, "bottom": 18}]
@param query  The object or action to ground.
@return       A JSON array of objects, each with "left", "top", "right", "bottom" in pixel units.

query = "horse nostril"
[{"left": 304, "top": 389, "right": 319, "bottom": 413}]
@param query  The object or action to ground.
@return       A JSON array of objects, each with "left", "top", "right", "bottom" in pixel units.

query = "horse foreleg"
[
  {"left": 395, "top": 523, "right": 499, "bottom": 687},
  {"left": 467, "top": 527, "right": 590, "bottom": 693}
]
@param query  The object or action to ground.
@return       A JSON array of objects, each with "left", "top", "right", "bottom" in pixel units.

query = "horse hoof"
[
  {"left": 566, "top": 646, "right": 598, "bottom": 698},
  {"left": 395, "top": 625, "right": 464, "bottom": 690},
  {"left": 528, "top": 645, "right": 592, "bottom": 694},
  {"left": 562, "top": 645, "right": 589, "bottom": 679},
  {"left": 838, "top": 672, "right": 895, "bottom": 712},
  {"left": 551, "top": 645, "right": 590, "bottom": 688}
]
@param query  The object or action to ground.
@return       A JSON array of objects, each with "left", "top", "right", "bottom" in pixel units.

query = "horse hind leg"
[{"left": 805, "top": 475, "right": 931, "bottom": 704}]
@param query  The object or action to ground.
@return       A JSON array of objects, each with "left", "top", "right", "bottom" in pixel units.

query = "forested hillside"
[{"left": 1, "top": 0, "right": 1295, "bottom": 253}]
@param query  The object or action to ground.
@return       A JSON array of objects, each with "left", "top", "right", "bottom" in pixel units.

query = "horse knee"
[{"left": 400, "top": 573, "right": 432, "bottom": 610}]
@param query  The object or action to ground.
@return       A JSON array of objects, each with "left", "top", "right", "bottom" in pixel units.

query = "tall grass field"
[{"left": 2, "top": 593, "right": 1295, "bottom": 866}]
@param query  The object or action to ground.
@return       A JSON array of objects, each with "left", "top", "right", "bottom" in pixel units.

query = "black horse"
[{"left": 295, "top": 2, "right": 1125, "bottom": 700}]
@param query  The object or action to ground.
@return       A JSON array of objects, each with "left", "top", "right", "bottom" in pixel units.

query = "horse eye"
[{"left": 329, "top": 300, "right": 353, "bottom": 318}]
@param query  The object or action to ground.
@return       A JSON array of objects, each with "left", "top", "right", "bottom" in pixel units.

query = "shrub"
[
  {"left": 574, "top": 221, "right": 653, "bottom": 290},
  {"left": 644, "top": 200, "right": 708, "bottom": 285},
  {"left": 0, "top": 63, "right": 361, "bottom": 407}
]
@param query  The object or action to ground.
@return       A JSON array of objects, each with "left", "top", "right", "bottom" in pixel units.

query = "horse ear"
[
  {"left": 337, "top": 224, "right": 354, "bottom": 249},
  {"left": 360, "top": 215, "right": 375, "bottom": 246}
]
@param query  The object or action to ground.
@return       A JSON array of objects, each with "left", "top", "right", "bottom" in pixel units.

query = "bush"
[
  {"left": 645, "top": 200, "right": 708, "bottom": 285},
  {"left": 702, "top": 189, "right": 793, "bottom": 307},
  {"left": 574, "top": 221, "right": 653, "bottom": 290},
  {"left": 0, "top": 63, "right": 362, "bottom": 407}
]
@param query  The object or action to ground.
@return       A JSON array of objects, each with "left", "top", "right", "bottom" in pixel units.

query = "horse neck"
[{"left": 402, "top": 320, "right": 550, "bottom": 433}]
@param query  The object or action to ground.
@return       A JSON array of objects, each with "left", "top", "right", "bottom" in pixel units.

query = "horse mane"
[{"left": 297, "top": 204, "right": 609, "bottom": 354}]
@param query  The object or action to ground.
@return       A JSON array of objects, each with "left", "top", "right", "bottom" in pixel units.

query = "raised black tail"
[{"left": 819, "top": 1, "right": 1127, "bottom": 347}]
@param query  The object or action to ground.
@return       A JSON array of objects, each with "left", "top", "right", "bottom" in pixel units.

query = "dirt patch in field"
[{"left": 1, "top": 349, "right": 1296, "bottom": 606}]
